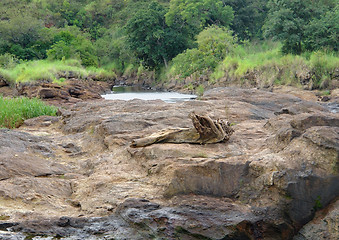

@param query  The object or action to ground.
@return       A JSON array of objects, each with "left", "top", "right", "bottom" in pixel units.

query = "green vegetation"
[
  {"left": 0, "top": 0, "right": 337, "bottom": 93},
  {"left": 167, "top": 26, "right": 237, "bottom": 79},
  {"left": 166, "top": 0, "right": 234, "bottom": 33},
  {"left": 313, "top": 196, "right": 323, "bottom": 210},
  {"left": 0, "top": 215, "right": 10, "bottom": 220},
  {"left": 0, "top": 59, "right": 116, "bottom": 84},
  {"left": 264, "top": 0, "right": 338, "bottom": 54},
  {"left": 0, "top": 96, "right": 58, "bottom": 128},
  {"left": 211, "top": 43, "right": 339, "bottom": 89},
  {"left": 125, "top": 1, "right": 188, "bottom": 69}
]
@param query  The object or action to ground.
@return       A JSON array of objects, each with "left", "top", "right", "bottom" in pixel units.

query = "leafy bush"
[
  {"left": 0, "top": 96, "right": 58, "bottom": 128},
  {"left": 47, "top": 28, "right": 98, "bottom": 67},
  {"left": 0, "top": 53, "right": 20, "bottom": 68},
  {"left": 169, "top": 48, "right": 207, "bottom": 78},
  {"left": 168, "top": 25, "right": 237, "bottom": 78},
  {"left": 94, "top": 27, "right": 136, "bottom": 73}
]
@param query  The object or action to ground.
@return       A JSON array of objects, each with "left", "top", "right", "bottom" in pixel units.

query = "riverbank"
[{"left": 0, "top": 87, "right": 338, "bottom": 239}]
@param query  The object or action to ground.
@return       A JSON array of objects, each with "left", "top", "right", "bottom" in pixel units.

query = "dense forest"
[{"left": 0, "top": 0, "right": 338, "bottom": 92}]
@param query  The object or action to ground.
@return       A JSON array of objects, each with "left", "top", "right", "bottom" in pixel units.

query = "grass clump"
[
  {"left": 0, "top": 96, "right": 58, "bottom": 128},
  {"left": 0, "top": 59, "right": 116, "bottom": 84}
]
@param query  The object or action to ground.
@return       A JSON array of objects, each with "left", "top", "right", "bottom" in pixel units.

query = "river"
[{"left": 101, "top": 86, "right": 197, "bottom": 103}]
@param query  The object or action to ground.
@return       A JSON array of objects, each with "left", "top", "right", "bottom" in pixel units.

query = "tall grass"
[
  {"left": 0, "top": 96, "right": 58, "bottom": 128},
  {"left": 0, "top": 59, "right": 116, "bottom": 84},
  {"left": 211, "top": 42, "right": 339, "bottom": 88}
]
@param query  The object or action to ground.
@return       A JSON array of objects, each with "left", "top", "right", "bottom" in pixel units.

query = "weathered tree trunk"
[{"left": 130, "top": 113, "right": 234, "bottom": 147}]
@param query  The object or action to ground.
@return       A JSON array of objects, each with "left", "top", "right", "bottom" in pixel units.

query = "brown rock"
[
  {"left": 0, "top": 87, "right": 338, "bottom": 239},
  {"left": 0, "top": 76, "right": 9, "bottom": 87},
  {"left": 39, "top": 88, "right": 58, "bottom": 99},
  {"left": 294, "top": 198, "right": 339, "bottom": 240}
]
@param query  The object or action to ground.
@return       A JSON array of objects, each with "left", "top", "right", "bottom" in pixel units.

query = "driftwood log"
[{"left": 131, "top": 112, "right": 234, "bottom": 148}]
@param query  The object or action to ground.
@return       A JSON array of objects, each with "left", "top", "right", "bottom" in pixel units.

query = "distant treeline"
[{"left": 0, "top": 0, "right": 338, "bottom": 90}]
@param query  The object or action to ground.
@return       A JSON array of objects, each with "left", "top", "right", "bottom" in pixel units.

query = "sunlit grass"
[
  {"left": 211, "top": 42, "right": 339, "bottom": 88},
  {"left": 0, "top": 59, "right": 116, "bottom": 84},
  {"left": 0, "top": 96, "right": 58, "bottom": 128}
]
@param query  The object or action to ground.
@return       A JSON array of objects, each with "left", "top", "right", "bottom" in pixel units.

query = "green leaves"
[
  {"left": 47, "top": 27, "right": 98, "bottom": 67},
  {"left": 197, "top": 26, "right": 237, "bottom": 60},
  {"left": 264, "top": 0, "right": 338, "bottom": 54},
  {"left": 166, "top": 0, "right": 234, "bottom": 31},
  {"left": 125, "top": 1, "right": 188, "bottom": 69},
  {"left": 169, "top": 25, "right": 237, "bottom": 78},
  {"left": 304, "top": 6, "right": 339, "bottom": 52}
]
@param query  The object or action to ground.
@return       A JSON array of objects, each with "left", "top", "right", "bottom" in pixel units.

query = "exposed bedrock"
[{"left": 0, "top": 87, "right": 338, "bottom": 239}]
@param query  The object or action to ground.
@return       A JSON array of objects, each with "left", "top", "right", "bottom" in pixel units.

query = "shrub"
[
  {"left": 196, "top": 25, "right": 237, "bottom": 60},
  {"left": 168, "top": 25, "right": 237, "bottom": 79},
  {"left": 0, "top": 53, "right": 20, "bottom": 68},
  {"left": 47, "top": 28, "right": 98, "bottom": 67}
]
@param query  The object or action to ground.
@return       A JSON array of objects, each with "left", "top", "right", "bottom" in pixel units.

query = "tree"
[
  {"left": 94, "top": 27, "right": 135, "bottom": 70},
  {"left": 304, "top": 6, "right": 339, "bottom": 52},
  {"left": 166, "top": 0, "right": 234, "bottom": 35},
  {"left": 263, "top": 0, "right": 310, "bottom": 54},
  {"left": 0, "top": 15, "right": 49, "bottom": 59},
  {"left": 264, "top": 0, "right": 336, "bottom": 54},
  {"left": 47, "top": 27, "right": 98, "bottom": 66},
  {"left": 125, "top": 1, "right": 188, "bottom": 69},
  {"left": 222, "top": 0, "right": 268, "bottom": 40}
]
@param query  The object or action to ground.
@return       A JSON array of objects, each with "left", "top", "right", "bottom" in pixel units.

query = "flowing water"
[{"left": 102, "top": 86, "right": 197, "bottom": 103}]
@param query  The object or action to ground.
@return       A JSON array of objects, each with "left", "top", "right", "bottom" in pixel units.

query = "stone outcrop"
[
  {"left": 293, "top": 198, "right": 339, "bottom": 240},
  {"left": 0, "top": 87, "right": 338, "bottom": 239},
  {"left": 15, "top": 79, "right": 113, "bottom": 105}
]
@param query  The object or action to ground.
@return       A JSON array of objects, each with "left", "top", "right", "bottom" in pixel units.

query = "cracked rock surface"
[{"left": 0, "top": 87, "right": 338, "bottom": 239}]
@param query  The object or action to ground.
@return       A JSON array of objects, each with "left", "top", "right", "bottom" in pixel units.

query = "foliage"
[
  {"left": 304, "top": 6, "right": 339, "bottom": 52},
  {"left": 0, "top": 0, "right": 337, "bottom": 85},
  {"left": 0, "top": 96, "right": 58, "bottom": 128},
  {"left": 0, "top": 15, "right": 50, "bottom": 60},
  {"left": 94, "top": 27, "right": 136, "bottom": 72},
  {"left": 264, "top": 0, "right": 337, "bottom": 54},
  {"left": 222, "top": 0, "right": 268, "bottom": 40},
  {"left": 0, "top": 59, "right": 115, "bottom": 84},
  {"left": 125, "top": 1, "right": 188, "bottom": 69},
  {"left": 168, "top": 26, "right": 237, "bottom": 78},
  {"left": 0, "top": 53, "right": 20, "bottom": 68},
  {"left": 47, "top": 27, "right": 98, "bottom": 66},
  {"left": 210, "top": 42, "right": 339, "bottom": 88},
  {"left": 197, "top": 26, "right": 237, "bottom": 60},
  {"left": 166, "top": 0, "right": 234, "bottom": 31}
]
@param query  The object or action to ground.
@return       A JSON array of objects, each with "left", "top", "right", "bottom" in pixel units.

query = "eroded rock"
[
  {"left": 294, "top": 198, "right": 339, "bottom": 240},
  {"left": 0, "top": 87, "right": 338, "bottom": 239}
]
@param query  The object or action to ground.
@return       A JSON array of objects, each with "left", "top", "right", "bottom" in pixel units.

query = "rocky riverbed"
[{"left": 0, "top": 87, "right": 338, "bottom": 239}]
